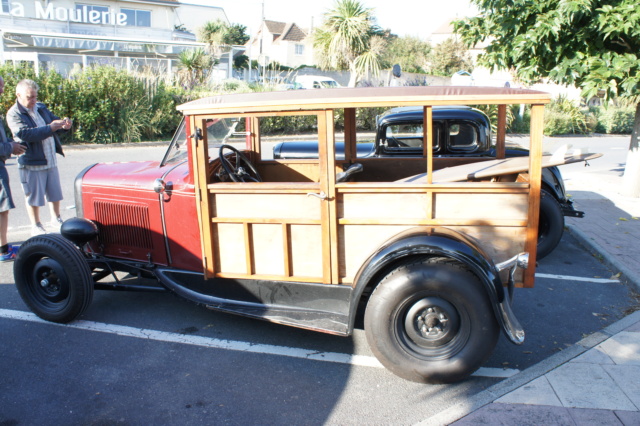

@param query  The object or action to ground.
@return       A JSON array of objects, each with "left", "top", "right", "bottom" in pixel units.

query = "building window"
[
  {"left": 1, "top": 0, "right": 10, "bottom": 13},
  {"left": 75, "top": 4, "right": 110, "bottom": 23},
  {"left": 295, "top": 44, "right": 304, "bottom": 55},
  {"left": 121, "top": 8, "right": 151, "bottom": 27}
]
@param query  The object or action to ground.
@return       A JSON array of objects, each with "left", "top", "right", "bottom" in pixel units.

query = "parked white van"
[{"left": 294, "top": 75, "right": 341, "bottom": 89}]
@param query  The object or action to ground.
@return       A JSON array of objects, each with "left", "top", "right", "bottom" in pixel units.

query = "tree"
[
  {"left": 426, "top": 37, "right": 473, "bottom": 77},
  {"left": 224, "top": 23, "right": 250, "bottom": 46},
  {"left": 382, "top": 35, "right": 432, "bottom": 74},
  {"left": 198, "top": 20, "right": 227, "bottom": 56},
  {"left": 176, "top": 48, "right": 213, "bottom": 89},
  {"left": 455, "top": 0, "right": 640, "bottom": 197},
  {"left": 312, "top": 0, "right": 385, "bottom": 87}
]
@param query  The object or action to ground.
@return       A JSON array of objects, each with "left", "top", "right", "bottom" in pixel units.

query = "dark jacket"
[
  {"left": 0, "top": 119, "right": 13, "bottom": 164},
  {"left": 6, "top": 101, "right": 65, "bottom": 166}
]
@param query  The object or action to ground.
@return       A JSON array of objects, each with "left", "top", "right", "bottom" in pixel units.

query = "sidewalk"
[{"left": 420, "top": 170, "right": 640, "bottom": 425}]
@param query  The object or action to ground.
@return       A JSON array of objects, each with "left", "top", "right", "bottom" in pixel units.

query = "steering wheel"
[{"left": 218, "top": 144, "right": 262, "bottom": 182}]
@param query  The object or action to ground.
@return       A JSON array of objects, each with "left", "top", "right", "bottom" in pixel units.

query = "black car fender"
[{"left": 348, "top": 226, "right": 515, "bottom": 337}]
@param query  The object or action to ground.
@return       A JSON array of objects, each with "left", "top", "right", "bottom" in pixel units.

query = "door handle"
[{"left": 306, "top": 191, "right": 327, "bottom": 200}]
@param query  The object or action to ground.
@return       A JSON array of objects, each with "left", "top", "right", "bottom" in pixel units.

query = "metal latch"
[{"left": 306, "top": 191, "right": 328, "bottom": 200}]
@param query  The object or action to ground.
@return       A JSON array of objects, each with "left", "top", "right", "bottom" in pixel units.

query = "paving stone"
[
  {"left": 546, "top": 363, "right": 636, "bottom": 411},
  {"left": 567, "top": 407, "right": 623, "bottom": 425},
  {"left": 572, "top": 347, "right": 615, "bottom": 365},
  {"left": 615, "top": 410, "right": 640, "bottom": 426},
  {"left": 451, "top": 403, "right": 575, "bottom": 426},
  {"left": 603, "top": 365, "right": 640, "bottom": 410},
  {"left": 599, "top": 332, "right": 640, "bottom": 366},
  {"left": 624, "top": 322, "right": 640, "bottom": 333},
  {"left": 496, "top": 377, "right": 563, "bottom": 407}
]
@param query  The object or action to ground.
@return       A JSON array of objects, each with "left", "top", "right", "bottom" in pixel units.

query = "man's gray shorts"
[
  {"left": 19, "top": 166, "right": 63, "bottom": 207},
  {"left": 0, "top": 165, "right": 15, "bottom": 213}
]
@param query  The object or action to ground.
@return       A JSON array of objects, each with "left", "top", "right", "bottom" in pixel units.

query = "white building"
[
  {"left": 247, "top": 19, "right": 315, "bottom": 70},
  {"left": 0, "top": 0, "right": 228, "bottom": 78}
]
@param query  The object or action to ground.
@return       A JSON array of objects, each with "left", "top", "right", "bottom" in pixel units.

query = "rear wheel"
[
  {"left": 364, "top": 258, "right": 499, "bottom": 383},
  {"left": 14, "top": 234, "right": 93, "bottom": 323},
  {"left": 537, "top": 190, "right": 564, "bottom": 259}
]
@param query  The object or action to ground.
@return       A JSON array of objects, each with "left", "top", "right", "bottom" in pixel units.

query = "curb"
[
  {"left": 566, "top": 223, "right": 640, "bottom": 292},
  {"left": 418, "top": 309, "right": 640, "bottom": 426}
]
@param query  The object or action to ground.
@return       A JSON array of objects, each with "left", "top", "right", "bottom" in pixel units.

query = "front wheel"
[
  {"left": 364, "top": 258, "right": 499, "bottom": 383},
  {"left": 14, "top": 234, "right": 93, "bottom": 323}
]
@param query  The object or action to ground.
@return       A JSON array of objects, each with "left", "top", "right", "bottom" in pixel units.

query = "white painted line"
[
  {"left": 473, "top": 368, "right": 518, "bottom": 378},
  {"left": 535, "top": 273, "right": 620, "bottom": 284},
  {"left": 0, "top": 308, "right": 518, "bottom": 378}
]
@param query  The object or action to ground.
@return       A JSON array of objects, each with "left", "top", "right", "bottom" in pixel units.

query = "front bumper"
[{"left": 494, "top": 252, "right": 529, "bottom": 344}]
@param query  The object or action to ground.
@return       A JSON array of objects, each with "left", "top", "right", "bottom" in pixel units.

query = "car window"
[
  {"left": 161, "top": 118, "right": 243, "bottom": 166},
  {"left": 448, "top": 122, "right": 479, "bottom": 153},
  {"left": 381, "top": 122, "right": 441, "bottom": 153}
]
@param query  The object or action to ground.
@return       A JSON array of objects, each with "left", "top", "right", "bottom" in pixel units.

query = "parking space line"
[
  {"left": 0, "top": 308, "right": 519, "bottom": 378},
  {"left": 535, "top": 273, "right": 620, "bottom": 283}
]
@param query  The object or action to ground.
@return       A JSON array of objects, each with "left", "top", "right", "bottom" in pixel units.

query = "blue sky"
[{"left": 183, "top": 0, "right": 476, "bottom": 40}]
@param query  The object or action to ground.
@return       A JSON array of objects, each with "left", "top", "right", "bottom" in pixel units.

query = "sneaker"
[
  {"left": 0, "top": 250, "right": 16, "bottom": 262},
  {"left": 50, "top": 216, "right": 63, "bottom": 233},
  {"left": 31, "top": 223, "right": 47, "bottom": 236}
]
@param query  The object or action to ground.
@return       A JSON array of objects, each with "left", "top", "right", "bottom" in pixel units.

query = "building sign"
[{"left": 1, "top": 2, "right": 128, "bottom": 26}]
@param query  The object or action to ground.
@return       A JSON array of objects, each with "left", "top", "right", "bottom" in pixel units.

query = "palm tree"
[
  {"left": 313, "top": 0, "right": 385, "bottom": 87},
  {"left": 199, "top": 20, "right": 227, "bottom": 56},
  {"left": 176, "top": 48, "right": 213, "bottom": 89}
]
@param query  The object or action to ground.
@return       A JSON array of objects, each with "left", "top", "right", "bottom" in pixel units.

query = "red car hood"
[{"left": 82, "top": 160, "right": 192, "bottom": 189}]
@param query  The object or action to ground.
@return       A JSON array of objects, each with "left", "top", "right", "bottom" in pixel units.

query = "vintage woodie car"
[{"left": 15, "top": 86, "right": 589, "bottom": 383}]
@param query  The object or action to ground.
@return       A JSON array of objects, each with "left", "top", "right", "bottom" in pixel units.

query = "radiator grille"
[{"left": 94, "top": 200, "right": 153, "bottom": 249}]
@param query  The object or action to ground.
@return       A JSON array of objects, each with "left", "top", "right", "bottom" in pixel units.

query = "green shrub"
[
  {"left": 0, "top": 63, "right": 183, "bottom": 144},
  {"left": 543, "top": 96, "right": 589, "bottom": 135},
  {"left": 507, "top": 105, "right": 530, "bottom": 133},
  {"left": 597, "top": 105, "right": 635, "bottom": 134}
]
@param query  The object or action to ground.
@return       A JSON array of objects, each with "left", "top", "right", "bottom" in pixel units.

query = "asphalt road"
[{"left": 0, "top": 137, "right": 637, "bottom": 424}]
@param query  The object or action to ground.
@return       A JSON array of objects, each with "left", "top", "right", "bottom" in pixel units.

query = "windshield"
[
  {"left": 317, "top": 80, "right": 339, "bottom": 88},
  {"left": 161, "top": 117, "right": 242, "bottom": 167}
]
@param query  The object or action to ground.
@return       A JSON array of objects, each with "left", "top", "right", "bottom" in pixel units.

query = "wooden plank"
[
  {"left": 211, "top": 217, "right": 321, "bottom": 225},
  {"left": 178, "top": 87, "right": 552, "bottom": 116},
  {"left": 209, "top": 182, "right": 321, "bottom": 193},
  {"left": 190, "top": 116, "right": 217, "bottom": 278},
  {"left": 244, "top": 222, "right": 253, "bottom": 275},
  {"left": 343, "top": 108, "right": 356, "bottom": 161},
  {"left": 337, "top": 218, "right": 528, "bottom": 226},
  {"left": 319, "top": 110, "right": 337, "bottom": 284},
  {"left": 398, "top": 153, "right": 603, "bottom": 184},
  {"left": 335, "top": 183, "right": 530, "bottom": 192},
  {"left": 497, "top": 105, "right": 507, "bottom": 159},
  {"left": 434, "top": 193, "right": 528, "bottom": 220},
  {"left": 524, "top": 104, "right": 545, "bottom": 288},
  {"left": 282, "top": 223, "right": 292, "bottom": 277},
  {"left": 425, "top": 106, "right": 433, "bottom": 184}
]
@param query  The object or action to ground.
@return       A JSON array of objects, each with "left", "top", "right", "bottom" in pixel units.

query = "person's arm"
[
  {"left": 0, "top": 141, "right": 13, "bottom": 158},
  {"left": 6, "top": 107, "right": 55, "bottom": 144}
]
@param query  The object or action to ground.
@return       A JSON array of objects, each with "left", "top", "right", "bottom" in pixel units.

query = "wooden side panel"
[
  {"left": 210, "top": 189, "right": 325, "bottom": 282},
  {"left": 336, "top": 188, "right": 529, "bottom": 284},
  {"left": 340, "top": 192, "right": 430, "bottom": 220},
  {"left": 213, "top": 193, "right": 322, "bottom": 220},
  {"left": 434, "top": 193, "right": 528, "bottom": 220}
]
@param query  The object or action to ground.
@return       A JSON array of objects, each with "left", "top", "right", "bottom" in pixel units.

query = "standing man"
[
  {"left": 6, "top": 79, "right": 71, "bottom": 236},
  {"left": 0, "top": 76, "right": 27, "bottom": 260}
]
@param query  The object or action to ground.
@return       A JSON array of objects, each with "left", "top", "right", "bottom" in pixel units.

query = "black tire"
[
  {"left": 364, "top": 258, "right": 499, "bottom": 384},
  {"left": 14, "top": 234, "right": 93, "bottom": 323},
  {"left": 537, "top": 190, "right": 564, "bottom": 259}
]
